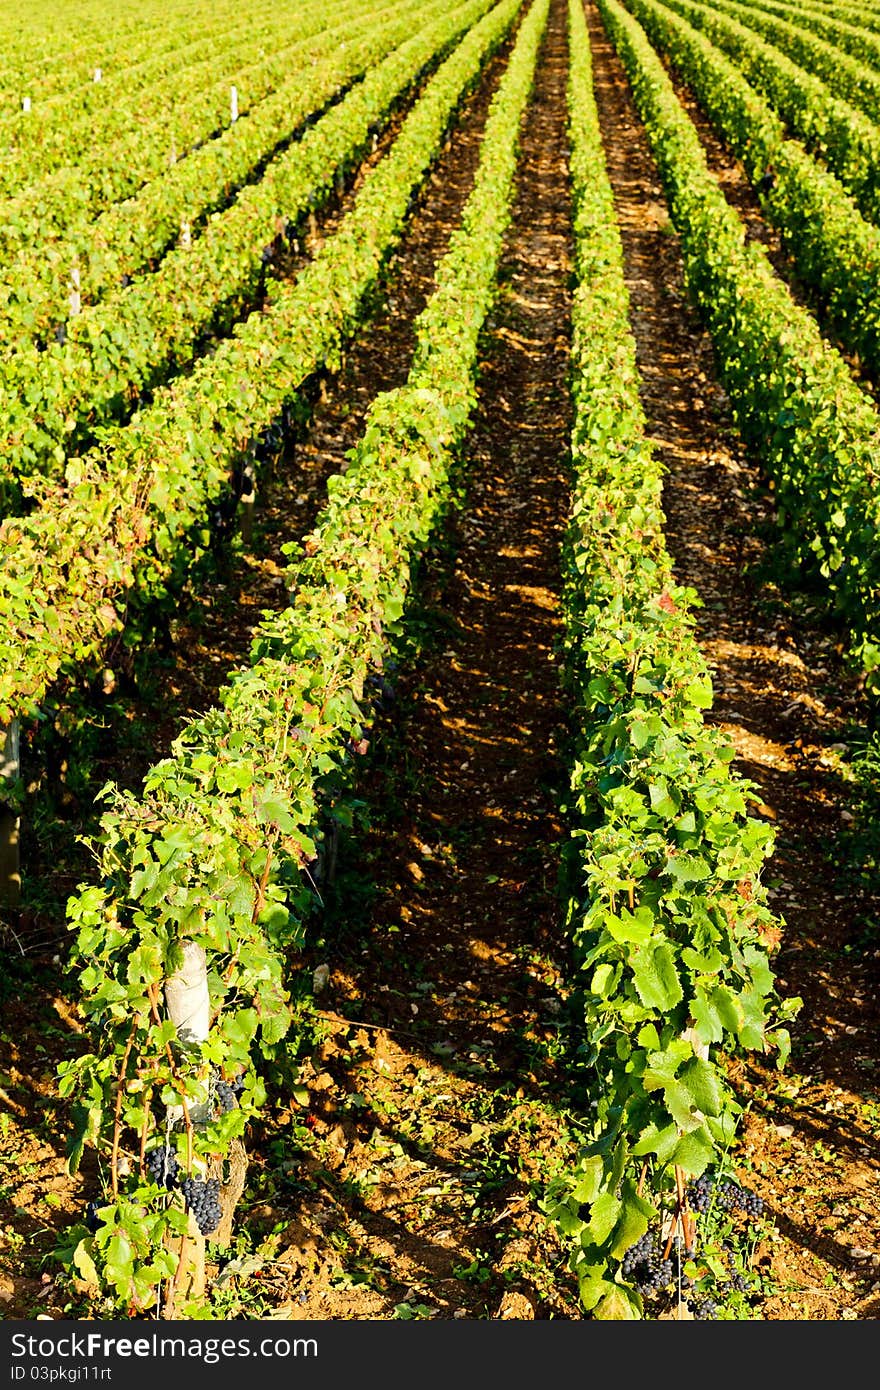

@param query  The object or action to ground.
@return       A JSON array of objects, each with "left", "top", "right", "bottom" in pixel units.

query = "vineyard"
[{"left": 1, "top": 0, "right": 879, "bottom": 1323}]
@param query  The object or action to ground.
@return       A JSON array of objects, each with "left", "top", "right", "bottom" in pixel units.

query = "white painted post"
[
  {"left": 169, "top": 135, "right": 177, "bottom": 166},
  {"left": 165, "top": 941, "right": 211, "bottom": 1045},
  {"left": 21, "top": 96, "right": 30, "bottom": 113},
  {"left": 179, "top": 218, "right": 191, "bottom": 248},
  {"left": 681, "top": 1024, "right": 709, "bottom": 1061},
  {"left": 69, "top": 265, "right": 81, "bottom": 317},
  {"left": 229, "top": 85, "right": 238, "bottom": 123},
  {"left": 0, "top": 721, "right": 21, "bottom": 908},
  {"left": 162, "top": 939, "right": 212, "bottom": 1311},
  {"left": 164, "top": 940, "right": 211, "bottom": 1125},
  {"left": 93, "top": 66, "right": 102, "bottom": 82},
  {"left": 239, "top": 460, "right": 256, "bottom": 546}
]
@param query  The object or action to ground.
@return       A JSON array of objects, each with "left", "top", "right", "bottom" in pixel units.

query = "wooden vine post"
[
  {"left": 69, "top": 266, "right": 81, "bottom": 318},
  {"left": 0, "top": 721, "right": 21, "bottom": 908},
  {"left": 661, "top": 1025, "right": 710, "bottom": 1263}
]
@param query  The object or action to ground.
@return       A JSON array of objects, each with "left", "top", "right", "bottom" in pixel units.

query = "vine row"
[
  {"left": 56, "top": 0, "right": 547, "bottom": 1314},
  {"left": 0, "top": 0, "right": 394, "bottom": 310},
  {"left": 626, "top": 0, "right": 880, "bottom": 377},
  {"left": 653, "top": 0, "right": 880, "bottom": 226},
  {"left": 0, "top": 0, "right": 483, "bottom": 506},
  {"left": 0, "top": 0, "right": 385, "bottom": 260},
  {"left": 0, "top": 0, "right": 292, "bottom": 193},
  {"left": 598, "top": 0, "right": 880, "bottom": 698},
  {"left": 542, "top": 0, "right": 796, "bottom": 1321},
  {"left": 733, "top": 0, "right": 880, "bottom": 71},
  {"left": 0, "top": 0, "right": 258, "bottom": 109},
  {"left": 708, "top": 0, "right": 880, "bottom": 126}
]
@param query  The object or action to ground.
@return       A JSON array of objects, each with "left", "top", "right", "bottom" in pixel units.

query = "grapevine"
[{"left": 54, "top": 0, "right": 547, "bottom": 1312}]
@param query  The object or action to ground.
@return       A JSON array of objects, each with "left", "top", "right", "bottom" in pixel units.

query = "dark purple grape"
[
  {"left": 146, "top": 1145, "right": 179, "bottom": 1189},
  {"left": 180, "top": 1176, "right": 221, "bottom": 1235},
  {"left": 84, "top": 1201, "right": 103, "bottom": 1233}
]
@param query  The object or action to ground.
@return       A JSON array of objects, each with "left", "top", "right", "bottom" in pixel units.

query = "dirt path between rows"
[
  {"left": 586, "top": 0, "right": 880, "bottom": 1320},
  {"left": 230, "top": 0, "right": 582, "bottom": 1321}
]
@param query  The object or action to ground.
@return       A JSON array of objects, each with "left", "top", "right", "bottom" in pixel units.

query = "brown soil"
[{"left": 2, "top": 0, "right": 879, "bottom": 1325}]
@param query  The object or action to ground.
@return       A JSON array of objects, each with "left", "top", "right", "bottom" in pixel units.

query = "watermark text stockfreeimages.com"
[{"left": 10, "top": 1332, "right": 316, "bottom": 1369}]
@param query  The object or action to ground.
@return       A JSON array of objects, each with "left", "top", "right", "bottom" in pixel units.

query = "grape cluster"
[
  {"left": 621, "top": 1232, "right": 675, "bottom": 1295},
  {"left": 721, "top": 1271, "right": 753, "bottom": 1295},
  {"left": 214, "top": 1080, "right": 237, "bottom": 1114},
  {"left": 213, "top": 1070, "right": 245, "bottom": 1115},
  {"left": 255, "top": 418, "right": 286, "bottom": 464},
  {"left": 737, "top": 1188, "right": 764, "bottom": 1219},
  {"left": 684, "top": 1269, "right": 752, "bottom": 1318},
  {"left": 669, "top": 1234, "right": 697, "bottom": 1291},
  {"left": 84, "top": 1201, "right": 104, "bottom": 1234},
  {"left": 671, "top": 1230, "right": 696, "bottom": 1261},
  {"left": 365, "top": 671, "right": 396, "bottom": 713},
  {"left": 689, "top": 1293, "right": 720, "bottom": 1320},
  {"left": 687, "top": 1173, "right": 763, "bottom": 1219},
  {"left": 180, "top": 1176, "right": 222, "bottom": 1235},
  {"left": 146, "top": 1145, "right": 180, "bottom": 1189}
]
